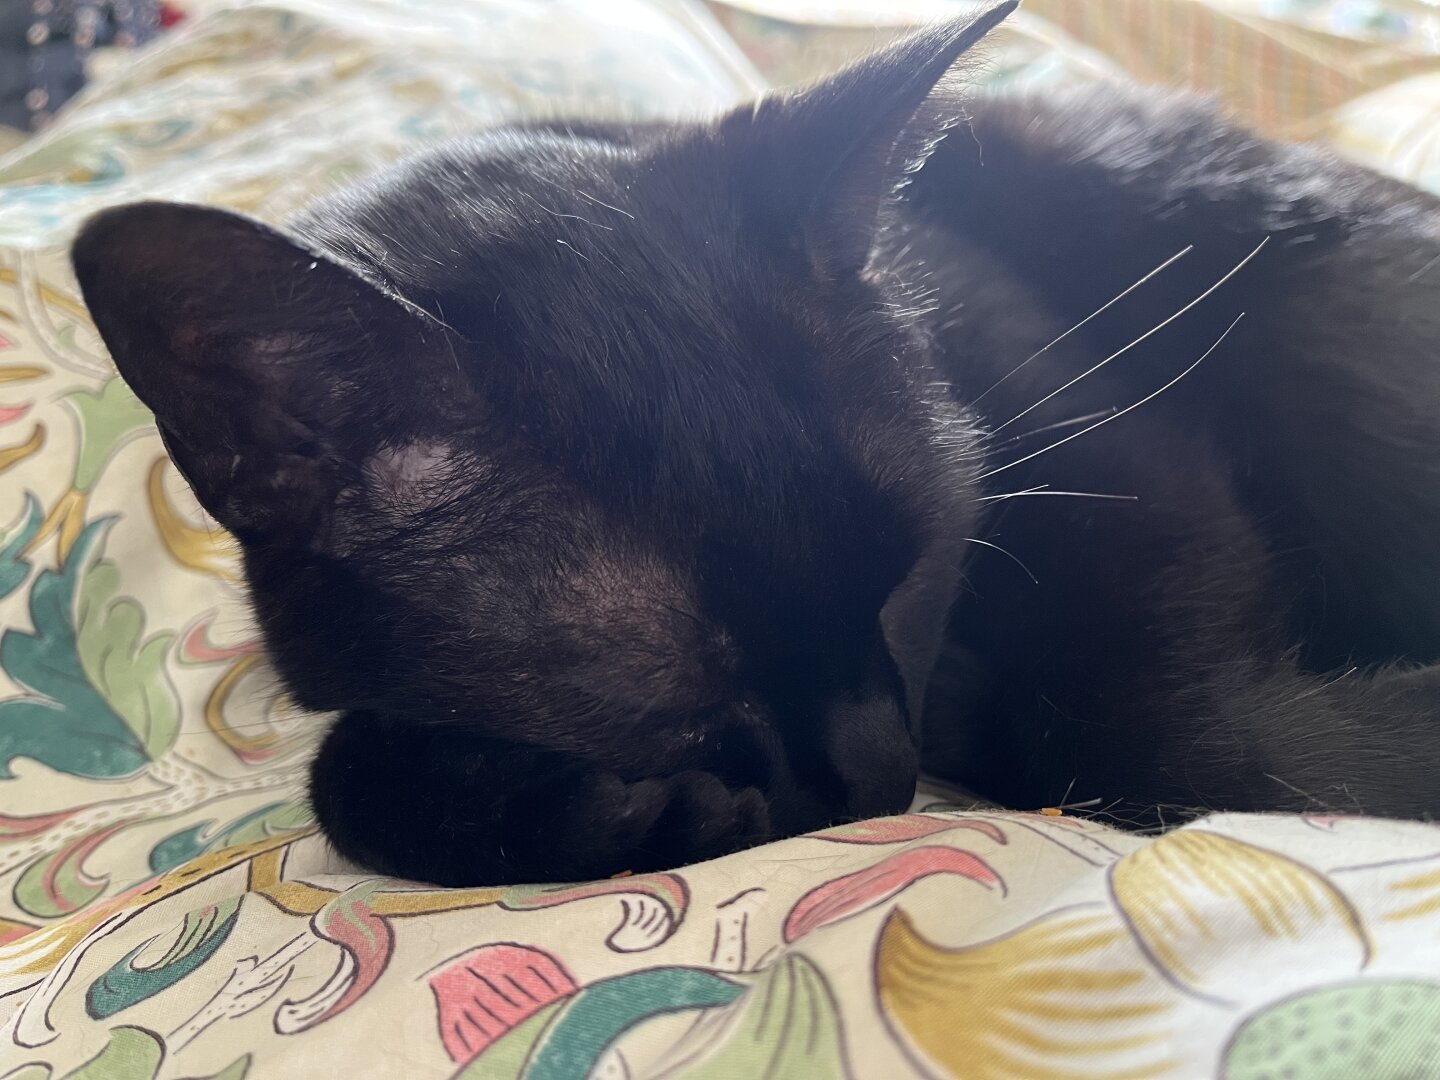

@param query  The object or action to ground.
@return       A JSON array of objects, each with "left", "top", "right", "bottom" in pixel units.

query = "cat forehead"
[{"left": 301, "top": 134, "right": 740, "bottom": 302}]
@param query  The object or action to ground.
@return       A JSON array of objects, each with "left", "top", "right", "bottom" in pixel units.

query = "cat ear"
[
  {"left": 719, "top": 1, "right": 1016, "bottom": 276},
  {"left": 71, "top": 201, "right": 458, "bottom": 543}
]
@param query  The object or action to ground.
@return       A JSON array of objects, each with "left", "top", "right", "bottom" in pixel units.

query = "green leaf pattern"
[
  {"left": 75, "top": 553, "right": 179, "bottom": 762},
  {"left": 0, "top": 521, "right": 150, "bottom": 780}
]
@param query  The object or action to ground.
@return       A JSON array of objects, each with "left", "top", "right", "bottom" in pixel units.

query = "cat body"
[{"left": 72, "top": 4, "right": 1440, "bottom": 884}]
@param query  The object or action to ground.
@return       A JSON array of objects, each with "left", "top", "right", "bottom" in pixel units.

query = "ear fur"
[
  {"left": 72, "top": 201, "right": 462, "bottom": 542},
  {"left": 718, "top": 2, "right": 1017, "bottom": 275}
]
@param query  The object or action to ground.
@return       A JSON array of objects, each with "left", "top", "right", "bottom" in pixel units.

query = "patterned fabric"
[
  {"left": 12, "top": 804, "right": 1440, "bottom": 1078},
  {"left": 2, "top": 0, "right": 1440, "bottom": 1076},
  {"left": 708, "top": 0, "right": 1440, "bottom": 187}
]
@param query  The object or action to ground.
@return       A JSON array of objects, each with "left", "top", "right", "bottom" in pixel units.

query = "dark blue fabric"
[{"left": 0, "top": 1, "right": 162, "bottom": 132}]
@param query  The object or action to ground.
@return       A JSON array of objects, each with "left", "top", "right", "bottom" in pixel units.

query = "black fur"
[{"left": 71, "top": 2, "right": 1440, "bottom": 884}]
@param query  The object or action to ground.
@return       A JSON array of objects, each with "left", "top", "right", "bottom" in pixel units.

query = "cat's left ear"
[
  {"left": 71, "top": 201, "right": 463, "bottom": 544},
  {"left": 718, "top": 1, "right": 1016, "bottom": 276}
]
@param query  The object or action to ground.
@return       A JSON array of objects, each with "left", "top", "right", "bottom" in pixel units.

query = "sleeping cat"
[{"left": 71, "top": 1, "right": 1440, "bottom": 886}]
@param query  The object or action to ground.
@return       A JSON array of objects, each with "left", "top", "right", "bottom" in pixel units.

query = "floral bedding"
[{"left": 3, "top": 1, "right": 1440, "bottom": 1076}]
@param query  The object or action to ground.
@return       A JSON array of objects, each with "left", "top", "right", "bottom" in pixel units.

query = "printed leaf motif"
[
  {"left": 1223, "top": 980, "right": 1440, "bottom": 1080},
  {"left": 170, "top": 932, "right": 313, "bottom": 1050},
  {"left": 501, "top": 873, "right": 689, "bottom": 952},
  {"left": 59, "top": 1025, "right": 164, "bottom": 1080},
  {"left": 1380, "top": 859, "right": 1440, "bottom": 923},
  {"left": 785, "top": 846, "right": 1004, "bottom": 942},
  {"left": 1109, "top": 830, "right": 1371, "bottom": 1003},
  {"left": 0, "top": 425, "right": 44, "bottom": 475},
  {"left": 521, "top": 968, "right": 745, "bottom": 1080},
  {"left": 187, "top": 1059, "right": 252, "bottom": 1080},
  {"left": 453, "top": 1003, "right": 565, "bottom": 1080},
  {"left": 188, "top": 1055, "right": 252, "bottom": 1080},
  {"left": 0, "top": 493, "right": 42, "bottom": 599},
  {"left": 202, "top": 653, "right": 297, "bottom": 765},
  {"left": 149, "top": 803, "right": 310, "bottom": 874},
  {"left": 14, "top": 823, "right": 125, "bottom": 919},
  {"left": 32, "top": 488, "right": 89, "bottom": 564},
  {"left": 62, "top": 377, "right": 154, "bottom": 492},
  {"left": 0, "top": 1064, "right": 53, "bottom": 1080},
  {"left": 0, "top": 519, "right": 150, "bottom": 779},
  {"left": 0, "top": 805, "right": 76, "bottom": 842},
  {"left": 178, "top": 615, "right": 258, "bottom": 664},
  {"left": 86, "top": 898, "right": 241, "bottom": 1019},
  {"left": 877, "top": 908, "right": 1175, "bottom": 1080},
  {"left": 452, "top": 965, "right": 745, "bottom": 1080},
  {"left": 661, "top": 953, "right": 851, "bottom": 1079},
  {"left": 274, "top": 880, "right": 393, "bottom": 1033},
  {"left": 811, "top": 814, "right": 1007, "bottom": 846},
  {"left": 76, "top": 549, "right": 179, "bottom": 761},
  {"left": 0, "top": 916, "right": 38, "bottom": 946},
  {"left": 429, "top": 943, "right": 578, "bottom": 1066},
  {"left": 4, "top": 837, "right": 297, "bottom": 1046},
  {"left": 147, "top": 458, "right": 238, "bottom": 583}
]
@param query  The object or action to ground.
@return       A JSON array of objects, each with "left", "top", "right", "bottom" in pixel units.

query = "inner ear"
[
  {"left": 717, "top": 1, "right": 1016, "bottom": 276},
  {"left": 71, "top": 201, "right": 462, "bottom": 543}
]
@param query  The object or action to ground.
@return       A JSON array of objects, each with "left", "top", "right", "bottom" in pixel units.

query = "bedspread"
[{"left": 3, "top": 1, "right": 1440, "bottom": 1076}]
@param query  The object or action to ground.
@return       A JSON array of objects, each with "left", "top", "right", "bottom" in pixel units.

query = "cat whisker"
[
  {"left": 971, "top": 244, "right": 1194, "bottom": 406},
  {"left": 979, "top": 487, "right": 1137, "bottom": 503},
  {"left": 976, "top": 313, "right": 1246, "bottom": 483},
  {"left": 985, "top": 408, "right": 1118, "bottom": 449},
  {"left": 172, "top": 719, "right": 314, "bottom": 735},
  {"left": 1060, "top": 775, "right": 1077, "bottom": 807},
  {"left": 960, "top": 536, "right": 1039, "bottom": 584},
  {"left": 993, "top": 239, "right": 1266, "bottom": 435}
]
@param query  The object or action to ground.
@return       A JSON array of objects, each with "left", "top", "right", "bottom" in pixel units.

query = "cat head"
[{"left": 71, "top": 5, "right": 1011, "bottom": 833}]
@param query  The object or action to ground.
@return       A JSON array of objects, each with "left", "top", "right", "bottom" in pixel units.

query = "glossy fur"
[{"left": 73, "top": 3, "right": 1440, "bottom": 884}]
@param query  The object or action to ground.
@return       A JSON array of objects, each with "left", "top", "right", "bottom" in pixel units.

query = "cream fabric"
[{"left": 2, "top": 2, "right": 1440, "bottom": 1076}]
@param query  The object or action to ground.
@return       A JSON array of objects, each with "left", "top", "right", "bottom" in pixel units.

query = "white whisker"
[
  {"left": 980, "top": 489, "right": 1138, "bottom": 503},
  {"left": 972, "top": 246, "right": 1194, "bottom": 406},
  {"left": 991, "top": 238, "right": 1268, "bottom": 435},
  {"left": 961, "top": 536, "right": 1039, "bottom": 584},
  {"left": 987, "top": 408, "right": 1118, "bottom": 449},
  {"left": 976, "top": 313, "right": 1246, "bottom": 483}
]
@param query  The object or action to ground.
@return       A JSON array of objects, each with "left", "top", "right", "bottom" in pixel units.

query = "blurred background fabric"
[
  {"left": 704, "top": 0, "right": 1440, "bottom": 188},
  {"left": 5, "top": 2, "right": 1440, "bottom": 1077}
]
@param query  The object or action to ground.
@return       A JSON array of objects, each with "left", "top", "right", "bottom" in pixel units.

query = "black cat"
[{"left": 72, "top": 1, "right": 1440, "bottom": 886}]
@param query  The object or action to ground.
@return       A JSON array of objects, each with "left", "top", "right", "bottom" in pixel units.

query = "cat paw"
[{"left": 532, "top": 769, "right": 772, "bottom": 878}]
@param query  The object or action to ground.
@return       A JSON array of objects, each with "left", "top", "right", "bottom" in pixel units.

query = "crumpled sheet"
[{"left": 2, "top": 1, "right": 1440, "bottom": 1076}]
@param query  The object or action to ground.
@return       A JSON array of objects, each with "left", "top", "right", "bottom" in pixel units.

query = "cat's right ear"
[
  {"left": 717, "top": 1, "right": 1017, "bottom": 277},
  {"left": 72, "top": 201, "right": 461, "bottom": 543}
]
